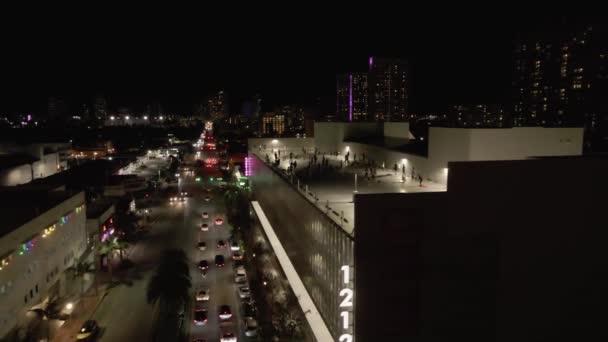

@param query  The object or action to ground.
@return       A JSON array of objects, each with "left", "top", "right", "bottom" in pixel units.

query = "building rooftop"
[
  {"left": 0, "top": 188, "right": 75, "bottom": 239},
  {"left": 250, "top": 148, "right": 445, "bottom": 235}
]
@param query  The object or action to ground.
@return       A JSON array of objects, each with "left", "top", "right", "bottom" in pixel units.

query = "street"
[{"left": 88, "top": 162, "right": 246, "bottom": 341}]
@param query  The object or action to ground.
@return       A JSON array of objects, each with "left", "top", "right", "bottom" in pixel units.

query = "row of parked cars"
[{"left": 193, "top": 196, "right": 257, "bottom": 341}]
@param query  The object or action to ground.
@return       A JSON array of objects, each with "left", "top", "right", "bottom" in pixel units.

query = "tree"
[
  {"left": 278, "top": 307, "right": 304, "bottom": 339},
  {"left": 67, "top": 261, "right": 96, "bottom": 295},
  {"left": 98, "top": 237, "right": 129, "bottom": 280},
  {"left": 146, "top": 249, "right": 192, "bottom": 316}
]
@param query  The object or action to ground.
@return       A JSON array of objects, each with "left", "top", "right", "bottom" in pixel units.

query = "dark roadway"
[{"left": 90, "top": 161, "right": 247, "bottom": 342}]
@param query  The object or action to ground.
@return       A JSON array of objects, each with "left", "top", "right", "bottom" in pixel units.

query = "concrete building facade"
[
  {"left": 313, "top": 122, "right": 583, "bottom": 185},
  {"left": 0, "top": 190, "right": 86, "bottom": 339}
]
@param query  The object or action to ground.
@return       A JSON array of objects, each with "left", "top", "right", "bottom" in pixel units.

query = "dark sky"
[{"left": 0, "top": 10, "right": 587, "bottom": 116}]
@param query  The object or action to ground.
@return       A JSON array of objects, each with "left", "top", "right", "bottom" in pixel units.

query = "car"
[
  {"left": 196, "top": 241, "right": 207, "bottom": 251},
  {"left": 196, "top": 287, "right": 210, "bottom": 301},
  {"left": 229, "top": 241, "right": 240, "bottom": 251},
  {"left": 234, "top": 268, "right": 247, "bottom": 283},
  {"left": 193, "top": 309, "right": 208, "bottom": 326},
  {"left": 231, "top": 252, "right": 243, "bottom": 261},
  {"left": 217, "top": 240, "right": 227, "bottom": 248},
  {"left": 202, "top": 212, "right": 209, "bottom": 219},
  {"left": 205, "top": 188, "right": 211, "bottom": 192},
  {"left": 218, "top": 305, "right": 232, "bottom": 320},
  {"left": 244, "top": 317, "right": 258, "bottom": 337},
  {"left": 204, "top": 196, "right": 211, "bottom": 202},
  {"left": 214, "top": 218, "right": 224, "bottom": 225},
  {"left": 76, "top": 320, "right": 99, "bottom": 340},
  {"left": 181, "top": 191, "right": 189, "bottom": 197},
  {"left": 200, "top": 223, "right": 209, "bottom": 231},
  {"left": 198, "top": 260, "right": 209, "bottom": 270},
  {"left": 179, "top": 196, "right": 186, "bottom": 202},
  {"left": 220, "top": 330, "right": 237, "bottom": 342},
  {"left": 238, "top": 286, "right": 251, "bottom": 299},
  {"left": 215, "top": 255, "right": 225, "bottom": 267}
]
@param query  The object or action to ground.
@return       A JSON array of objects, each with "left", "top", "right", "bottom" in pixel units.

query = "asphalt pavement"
[
  {"left": 87, "top": 167, "right": 246, "bottom": 342},
  {"left": 185, "top": 179, "right": 246, "bottom": 341}
]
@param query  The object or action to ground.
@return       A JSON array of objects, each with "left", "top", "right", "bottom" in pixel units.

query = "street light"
[
  {"left": 65, "top": 302, "right": 74, "bottom": 311},
  {"left": 110, "top": 116, "right": 115, "bottom": 120},
  {"left": 125, "top": 116, "right": 130, "bottom": 120},
  {"left": 143, "top": 116, "right": 148, "bottom": 120}
]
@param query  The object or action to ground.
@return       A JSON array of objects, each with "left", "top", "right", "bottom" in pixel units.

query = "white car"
[
  {"left": 220, "top": 330, "right": 237, "bottom": 342},
  {"left": 238, "top": 286, "right": 251, "bottom": 299},
  {"left": 204, "top": 196, "right": 211, "bottom": 202},
  {"left": 234, "top": 269, "right": 247, "bottom": 283},
  {"left": 230, "top": 241, "right": 240, "bottom": 251},
  {"left": 244, "top": 317, "right": 258, "bottom": 337},
  {"left": 200, "top": 223, "right": 209, "bottom": 231},
  {"left": 196, "top": 288, "right": 210, "bottom": 301},
  {"left": 202, "top": 212, "right": 209, "bottom": 219}
]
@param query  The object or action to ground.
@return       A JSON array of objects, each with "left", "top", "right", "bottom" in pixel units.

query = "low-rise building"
[
  {"left": 0, "top": 189, "right": 86, "bottom": 339},
  {"left": 0, "top": 142, "right": 70, "bottom": 186}
]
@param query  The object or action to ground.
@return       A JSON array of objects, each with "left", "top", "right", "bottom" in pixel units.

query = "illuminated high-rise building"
[
  {"left": 368, "top": 57, "right": 409, "bottom": 121},
  {"left": 513, "top": 23, "right": 607, "bottom": 151},
  {"left": 207, "top": 91, "right": 228, "bottom": 120},
  {"left": 278, "top": 105, "right": 305, "bottom": 134},
  {"left": 260, "top": 112, "right": 285, "bottom": 136},
  {"left": 337, "top": 72, "right": 368, "bottom": 121}
]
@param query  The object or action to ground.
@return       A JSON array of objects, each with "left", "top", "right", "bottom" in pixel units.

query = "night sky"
[{"left": 0, "top": 11, "right": 588, "bottom": 116}]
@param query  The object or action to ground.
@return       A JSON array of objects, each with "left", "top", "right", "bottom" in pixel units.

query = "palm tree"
[
  {"left": 147, "top": 249, "right": 191, "bottom": 316},
  {"left": 98, "top": 237, "right": 128, "bottom": 280},
  {"left": 115, "top": 240, "right": 129, "bottom": 262},
  {"left": 67, "top": 261, "right": 96, "bottom": 295}
]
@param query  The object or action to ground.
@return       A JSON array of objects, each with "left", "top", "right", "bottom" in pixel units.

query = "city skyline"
[{"left": 2, "top": 14, "right": 597, "bottom": 116}]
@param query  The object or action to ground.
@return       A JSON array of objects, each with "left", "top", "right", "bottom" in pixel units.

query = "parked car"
[
  {"left": 230, "top": 240, "right": 240, "bottom": 251},
  {"left": 244, "top": 317, "right": 258, "bottom": 337},
  {"left": 238, "top": 286, "right": 251, "bottom": 299},
  {"left": 234, "top": 268, "right": 247, "bottom": 283}
]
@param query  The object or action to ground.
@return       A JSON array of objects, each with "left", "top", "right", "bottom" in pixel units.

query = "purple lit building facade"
[
  {"left": 337, "top": 72, "right": 368, "bottom": 121},
  {"left": 368, "top": 56, "right": 409, "bottom": 121}
]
